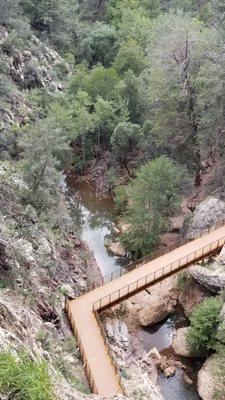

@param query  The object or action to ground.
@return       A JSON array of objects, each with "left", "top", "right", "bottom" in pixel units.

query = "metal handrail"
[
  {"left": 89, "top": 217, "right": 225, "bottom": 291},
  {"left": 66, "top": 302, "right": 98, "bottom": 394},
  {"left": 93, "top": 233, "right": 225, "bottom": 311}
]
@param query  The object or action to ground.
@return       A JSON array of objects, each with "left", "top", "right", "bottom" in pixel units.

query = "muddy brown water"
[{"left": 67, "top": 176, "right": 201, "bottom": 400}]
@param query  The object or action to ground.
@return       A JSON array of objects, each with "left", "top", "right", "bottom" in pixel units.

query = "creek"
[{"left": 67, "top": 175, "right": 201, "bottom": 400}]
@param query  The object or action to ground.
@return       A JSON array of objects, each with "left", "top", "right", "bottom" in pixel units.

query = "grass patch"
[{"left": 0, "top": 351, "right": 55, "bottom": 400}]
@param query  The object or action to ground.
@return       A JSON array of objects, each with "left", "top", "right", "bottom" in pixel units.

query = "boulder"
[
  {"left": 38, "top": 238, "right": 52, "bottom": 257},
  {"left": 164, "top": 366, "right": 176, "bottom": 378},
  {"left": 189, "top": 264, "right": 225, "bottom": 293},
  {"left": 60, "top": 284, "right": 75, "bottom": 299},
  {"left": 139, "top": 293, "right": 173, "bottom": 327},
  {"left": 23, "top": 50, "right": 32, "bottom": 61},
  {"left": 106, "top": 241, "right": 126, "bottom": 257},
  {"left": 104, "top": 317, "right": 129, "bottom": 348},
  {"left": 13, "top": 238, "right": 35, "bottom": 265},
  {"left": 188, "top": 197, "right": 225, "bottom": 238},
  {"left": 148, "top": 347, "right": 161, "bottom": 360},
  {"left": 198, "top": 355, "right": 225, "bottom": 400},
  {"left": 172, "top": 328, "right": 193, "bottom": 357},
  {"left": 183, "top": 372, "right": 193, "bottom": 386},
  {"left": 124, "top": 364, "right": 163, "bottom": 400},
  {"left": 219, "top": 245, "right": 225, "bottom": 265},
  {"left": 179, "top": 278, "right": 208, "bottom": 317}
]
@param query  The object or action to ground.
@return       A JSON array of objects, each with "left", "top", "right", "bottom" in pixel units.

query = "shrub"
[
  {"left": 0, "top": 76, "right": 15, "bottom": 96},
  {"left": 114, "top": 185, "right": 128, "bottom": 214},
  {"left": 53, "top": 61, "right": 69, "bottom": 80},
  {"left": 187, "top": 297, "right": 222, "bottom": 355},
  {"left": 1, "top": 34, "right": 25, "bottom": 55},
  {"left": 23, "top": 61, "right": 42, "bottom": 90},
  {"left": 0, "top": 351, "right": 55, "bottom": 400},
  {"left": 177, "top": 272, "right": 193, "bottom": 292}
]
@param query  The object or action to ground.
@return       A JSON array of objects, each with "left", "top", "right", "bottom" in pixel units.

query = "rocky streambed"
[
  {"left": 100, "top": 276, "right": 204, "bottom": 400},
  {"left": 67, "top": 175, "right": 210, "bottom": 400}
]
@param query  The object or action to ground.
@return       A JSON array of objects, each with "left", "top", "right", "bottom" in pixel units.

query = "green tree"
[
  {"left": 110, "top": 121, "right": 140, "bottom": 175},
  {"left": 84, "top": 66, "right": 122, "bottom": 101},
  {"left": 19, "top": 118, "right": 70, "bottom": 210},
  {"left": 187, "top": 297, "right": 222, "bottom": 355},
  {"left": 113, "top": 40, "right": 147, "bottom": 75},
  {"left": 107, "top": 0, "right": 161, "bottom": 22},
  {"left": 78, "top": 22, "right": 118, "bottom": 66},
  {"left": 118, "top": 156, "right": 185, "bottom": 256},
  {"left": 145, "top": 11, "right": 219, "bottom": 184},
  {"left": 0, "top": 0, "right": 21, "bottom": 25}
]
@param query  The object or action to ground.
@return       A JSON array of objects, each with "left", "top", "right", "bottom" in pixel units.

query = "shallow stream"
[{"left": 67, "top": 175, "right": 201, "bottom": 400}]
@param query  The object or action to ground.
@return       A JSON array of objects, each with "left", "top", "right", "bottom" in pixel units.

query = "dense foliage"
[
  {"left": 1, "top": 0, "right": 225, "bottom": 248},
  {"left": 115, "top": 156, "right": 186, "bottom": 256},
  {"left": 187, "top": 297, "right": 222, "bottom": 355}
]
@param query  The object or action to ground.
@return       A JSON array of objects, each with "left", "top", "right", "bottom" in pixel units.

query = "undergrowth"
[{"left": 0, "top": 351, "right": 55, "bottom": 400}]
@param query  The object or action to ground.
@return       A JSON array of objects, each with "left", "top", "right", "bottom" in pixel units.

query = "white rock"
[
  {"left": 38, "top": 238, "right": 52, "bottom": 257},
  {"left": 188, "top": 197, "right": 225, "bottom": 238},
  {"left": 148, "top": 347, "right": 161, "bottom": 360},
  {"left": 172, "top": 327, "right": 193, "bottom": 357},
  {"left": 61, "top": 284, "right": 75, "bottom": 298},
  {"left": 106, "top": 242, "right": 126, "bottom": 257},
  {"left": 14, "top": 239, "right": 35, "bottom": 264},
  {"left": 139, "top": 294, "right": 173, "bottom": 327},
  {"left": 105, "top": 317, "right": 114, "bottom": 338},
  {"left": 198, "top": 355, "right": 225, "bottom": 400},
  {"left": 219, "top": 245, "right": 225, "bottom": 264},
  {"left": 189, "top": 264, "right": 225, "bottom": 293}
]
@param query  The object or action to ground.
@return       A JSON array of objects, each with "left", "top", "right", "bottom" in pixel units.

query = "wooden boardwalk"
[{"left": 66, "top": 225, "right": 225, "bottom": 396}]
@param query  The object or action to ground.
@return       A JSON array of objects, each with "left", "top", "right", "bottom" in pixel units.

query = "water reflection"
[{"left": 66, "top": 175, "right": 123, "bottom": 276}]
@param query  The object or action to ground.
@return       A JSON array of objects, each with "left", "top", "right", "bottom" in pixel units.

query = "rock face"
[
  {"left": 124, "top": 365, "right": 163, "bottom": 400},
  {"left": 106, "top": 241, "right": 126, "bottom": 257},
  {"left": 189, "top": 264, "right": 225, "bottom": 293},
  {"left": 138, "top": 293, "right": 174, "bottom": 327},
  {"left": 188, "top": 197, "right": 225, "bottom": 238},
  {"left": 172, "top": 328, "right": 193, "bottom": 357},
  {"left": 179, "top": 275, "right": 209, "bottom": 317},
  {"left": 103, "top": 316, "right": 163, "bottom": 400},
  {"left": 198, "top": 355, "right": 225, "bottom": 400},
  {"left": 119, "top": 277, "right": 178, "bottom": 329},
  {"left": 105, "top": 317, "right": 129, "bottom": 349},
  {"left": 219, "top": 244, "right": 225, "bottom": 264}
]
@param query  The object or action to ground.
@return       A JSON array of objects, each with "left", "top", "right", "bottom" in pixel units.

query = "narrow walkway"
[{"left": 66, "top": 225, "right": 225, "bottom": 396}]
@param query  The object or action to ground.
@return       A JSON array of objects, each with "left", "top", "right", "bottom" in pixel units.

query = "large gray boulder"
[
  {"left": 198, "top": 355, "right": 225, "bottom": 400},
  {"left": 189, "top": 264, "right": 225, "bottom": 293},
  {"left": 188, "top": 197, "right": 225, "bottom": 238},
  {"left": 124, "top": 364, "right": 163, "bottom": 400},
  {"left": 138, "top": 293, "right": 174, "bottom": 327},
  {"left": 172, "top": 327, "right": 193, "bottom": 357}
]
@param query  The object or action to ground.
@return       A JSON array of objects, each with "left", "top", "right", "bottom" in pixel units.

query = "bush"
[
  {"left": 53, "top": 61, "right": 69, "bottom": 80},
  {"left": 1, "top": 34, "right": 25, "bottom": 55},
  {"left": 0, "top": 76, "right": 15, "bottom": 96},
  {"left": 23, "top": 61, "right": 43, "bottom": 90},
  {"left": 187, "top": 297, "right": 222, "bottom": 355},
  {"left": 0, "top": 351, "right": 55, "bottom": 400},
  {"left": 114, "top": 185, "right": 128, "bottom": 214}
]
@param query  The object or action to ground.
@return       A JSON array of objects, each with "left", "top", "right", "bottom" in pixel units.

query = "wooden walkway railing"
[
  {"left": 89, "top": 217, "right": 225, "bottom": 291},
  {"left": 67, "top": 222, "right": 225, "bottom": 397},
  {"left": 93, "top": 234, "right": 225, "bottom": 311}
]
